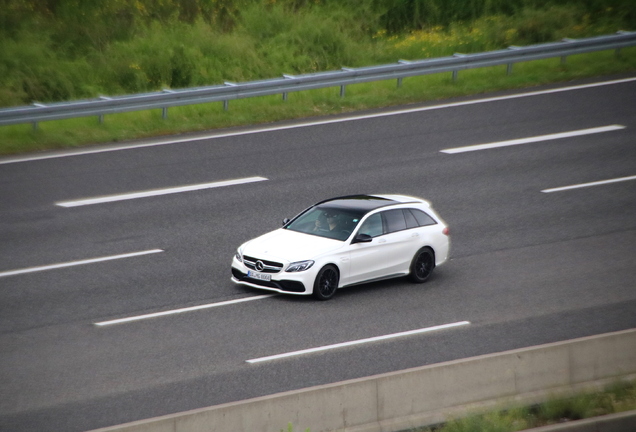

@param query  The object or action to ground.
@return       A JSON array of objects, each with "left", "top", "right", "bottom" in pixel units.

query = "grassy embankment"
[
  {"left": 1, "top": 0, "right": 635, "bottom": 155},
  {"left": 416, "top": 379, "right": 636, "bottom": 432},
  {"left": 280, "top": 379, "right": 636, "bottom": 432}
]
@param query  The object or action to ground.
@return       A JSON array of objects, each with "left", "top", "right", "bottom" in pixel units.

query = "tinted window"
[
  {"left": 285, "top": 206, "right": 363, "bottom": 241},
  {"left": 357, "top": 213, "right": 383, "bottom": 237},
  {"left": 384, "top": 209, "right": 407, "bottom": 233},
  {"left": 404, "top": 209, "right": 419, "bottom": 229},
  {"left": 411, "top": 209, "right": 436, "bottom": 226}
]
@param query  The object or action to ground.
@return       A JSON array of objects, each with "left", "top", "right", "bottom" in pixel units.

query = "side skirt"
[{"left": 342, "top": 273, "right": 408, "bottom": 288}]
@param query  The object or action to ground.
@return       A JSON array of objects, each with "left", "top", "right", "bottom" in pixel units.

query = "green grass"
[
  {"left": 2, "top": 46, "right": 635, "bottom": 156},
  {"left": 2, "top": 1, "right": 635, "bottom": 155},
  {"left": 408, "top": 380, "right": 636, "bottom": 432}
]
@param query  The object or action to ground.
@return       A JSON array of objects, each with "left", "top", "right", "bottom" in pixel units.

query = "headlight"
[
  {"left": 235, "top": 249, "right": 243, "bottom": 263},
  {"left": 285, "top": 260, "right": 315, "bottom": 272}
]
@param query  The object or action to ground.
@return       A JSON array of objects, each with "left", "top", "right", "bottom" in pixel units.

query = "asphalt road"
[{"left": 1, "top": 74, "right": 635, "bottom": 432}]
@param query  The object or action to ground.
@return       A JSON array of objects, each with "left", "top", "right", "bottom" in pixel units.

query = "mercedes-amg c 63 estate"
[{"left": 231, "top": 194, "right": 449, "bottom": 300}]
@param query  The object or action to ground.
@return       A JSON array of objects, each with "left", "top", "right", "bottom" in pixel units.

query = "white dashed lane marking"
[
  {"left": 440, "top": 125, "right": 625, "bottom": 154},
  {"left": 541, "top": 175, "right": 636, "bottom": 193},
  {"left": 246, "top": 321, "right": 471, "bottom": 363},
  {"left": 56, "top": 176, "right": 268, "bottom": 207},
  {"left": 0, "top": 249, "right": 164, "bottom": 278}
]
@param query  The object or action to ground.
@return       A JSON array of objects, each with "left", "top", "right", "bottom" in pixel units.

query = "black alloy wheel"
[
  {"left": 313, "top": 265, "right": 339, "bottom": 300},
  {"left": 409, "top": 247, "right": 435, "bottom": 283}
]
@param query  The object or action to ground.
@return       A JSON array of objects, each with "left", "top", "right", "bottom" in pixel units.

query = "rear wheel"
[
  {"left": 312, "top": 265, "right": 339, "bottom": 300},
  {"left": 409, "top": 248, "right": 435, "bottom": 283}
]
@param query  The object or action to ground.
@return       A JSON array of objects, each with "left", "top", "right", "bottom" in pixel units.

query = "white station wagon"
[{"left": 231, "top": 194, "right": 450, "bottom": 300}]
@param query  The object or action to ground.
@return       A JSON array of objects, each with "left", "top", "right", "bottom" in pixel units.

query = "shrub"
[{"left": 0, "top": 0, "right": 633, "bottom": 107}]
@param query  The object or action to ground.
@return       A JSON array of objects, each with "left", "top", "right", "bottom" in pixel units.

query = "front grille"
[
  {"left": 232, "top": 268, "right": 305, "bottom": 293},
  {"left": 243, "top": 255, "right": 284, "bottom": 273}
]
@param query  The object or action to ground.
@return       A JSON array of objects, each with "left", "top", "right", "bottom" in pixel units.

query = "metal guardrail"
[{"left": 1, "top": 31, "right": 635, "bottom": 129}]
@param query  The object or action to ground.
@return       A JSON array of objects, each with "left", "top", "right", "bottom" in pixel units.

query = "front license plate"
[{"left": 247, "top": 271, "right": 271, "bottom": 282}]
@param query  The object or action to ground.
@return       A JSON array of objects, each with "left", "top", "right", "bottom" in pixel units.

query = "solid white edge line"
[
  {"left": 541, "top": 175, "right": 636, "bottom": 193},
  {"left": 2, "top": 77, "right": 635, "bottom": 165},
  {"left": 440, "top": 125, "right": 625, "bottom": 154},
  {"left": 56, "top": 176, "right": 268, "bottom": 207},
  {"left": 0, "top": 249, "right": 164, "bottom": 278},
  {"left": 246, "top": 321, "right": 471, "bottom": 364},
  {"left": 94, "top": 294, "right": 278, "bottom": 326}
]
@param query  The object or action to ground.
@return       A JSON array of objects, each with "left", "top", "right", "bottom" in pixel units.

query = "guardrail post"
[
  {"left": 452, "top": 54, "right": 468, "bottom": 81},
  {"left": 283, "top": 75, "right": 295, "bottom": 101},
  {"left": 398, "top": 61, "right": 411, "bottom": 87},
  {"left": 561, "top": 39, "right": 575, "bottom": 64},
  {"left": 617, "top": 31, "right": 629, "bottom": 57},
  {"left": 507, "top": 47, "right": 523, "bottom": 75},
  {"left": 32, "top": 103, "right": 46, "bottom": 130},
  {"left": 98, "top": 96, "right": 113, "bottom": 123},
  {"left": 223, "top": 82, "right": 237, "bottom": 110},
  {"left": 161, "top": 90, "right": 175, "bottom": 118},
  {"left": 340, "top": 67, "right": 355, "bottom": 97}
]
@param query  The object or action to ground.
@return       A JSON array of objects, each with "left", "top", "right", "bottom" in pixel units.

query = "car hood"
[{"left": 241, "top": 229, "right": 344, "bottom": 262}]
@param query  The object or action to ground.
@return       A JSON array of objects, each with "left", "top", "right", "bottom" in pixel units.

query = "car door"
[
  {"left": 344, "top": 212, "right": 387, "bottom": 285},
  {"left": 346, "top": 209, "right": 420, "bottom": 285},
  {"left": 376, "top": 209, "right": 421, "bottom": 276}
]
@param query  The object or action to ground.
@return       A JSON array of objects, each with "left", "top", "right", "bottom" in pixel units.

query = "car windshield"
[{"left": 285, "top": 205, "right": 365, "bottom": 241}]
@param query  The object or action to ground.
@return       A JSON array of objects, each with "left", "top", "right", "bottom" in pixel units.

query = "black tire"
[
  {"left": 409, "top": 247, "right": 435, "bottom": 283},
  {"left": 312, "top": 265, "right": 339, "bottom": 300}
]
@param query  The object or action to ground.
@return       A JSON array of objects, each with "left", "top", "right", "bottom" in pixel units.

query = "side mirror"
[
  {"left": 351, "top": 233, "right": 372, "bottom": 244},
  {"left": 282, "top": 218, "right": 290, "bottom": 226}
]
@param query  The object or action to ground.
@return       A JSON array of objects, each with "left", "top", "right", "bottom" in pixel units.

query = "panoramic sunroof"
[{"left": 318, "top": 195, "right": 396, "bottom": 211}]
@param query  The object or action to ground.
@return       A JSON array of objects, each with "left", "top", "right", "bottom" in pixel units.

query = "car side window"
[
  {"left": 411, "top": 209, "right": 437, "bottom": 226},
  {"left": 383, "top": 209, "right": 407, "bottom": 233},
  {"left": 357, "top": 213, "right": 383, "bottom": 237}
]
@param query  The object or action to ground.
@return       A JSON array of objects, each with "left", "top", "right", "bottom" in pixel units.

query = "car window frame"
[
  {"left": 351, "top": 206, "right": 439, "bottom": 243},
  {"left": 381, "top": 207, "right": 439, "bottom": 234}
]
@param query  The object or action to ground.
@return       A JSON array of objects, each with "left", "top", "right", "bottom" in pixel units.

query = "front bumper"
[{"left": 231, "top": 258, "right": 312, "bottom": 295}]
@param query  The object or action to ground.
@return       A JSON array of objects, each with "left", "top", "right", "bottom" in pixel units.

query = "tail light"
[{"left": 442, "top": 227, "right": 450, "bottom": 236}]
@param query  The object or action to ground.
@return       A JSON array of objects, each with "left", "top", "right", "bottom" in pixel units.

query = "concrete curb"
[{"left": 88, "top": 328, "right": 636, "bottom": 432}]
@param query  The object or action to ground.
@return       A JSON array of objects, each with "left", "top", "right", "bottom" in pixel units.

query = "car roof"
[{"left": 315, "top": 194, "right": 424, "bottom": 212}]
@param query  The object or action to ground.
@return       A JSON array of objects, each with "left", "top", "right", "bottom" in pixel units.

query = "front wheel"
[
  {"left": 312, "top": 265, "right": 339, "bottom": 300},
  {"left": 409, "top": 248, "right": 435, "bottom": 283}
]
